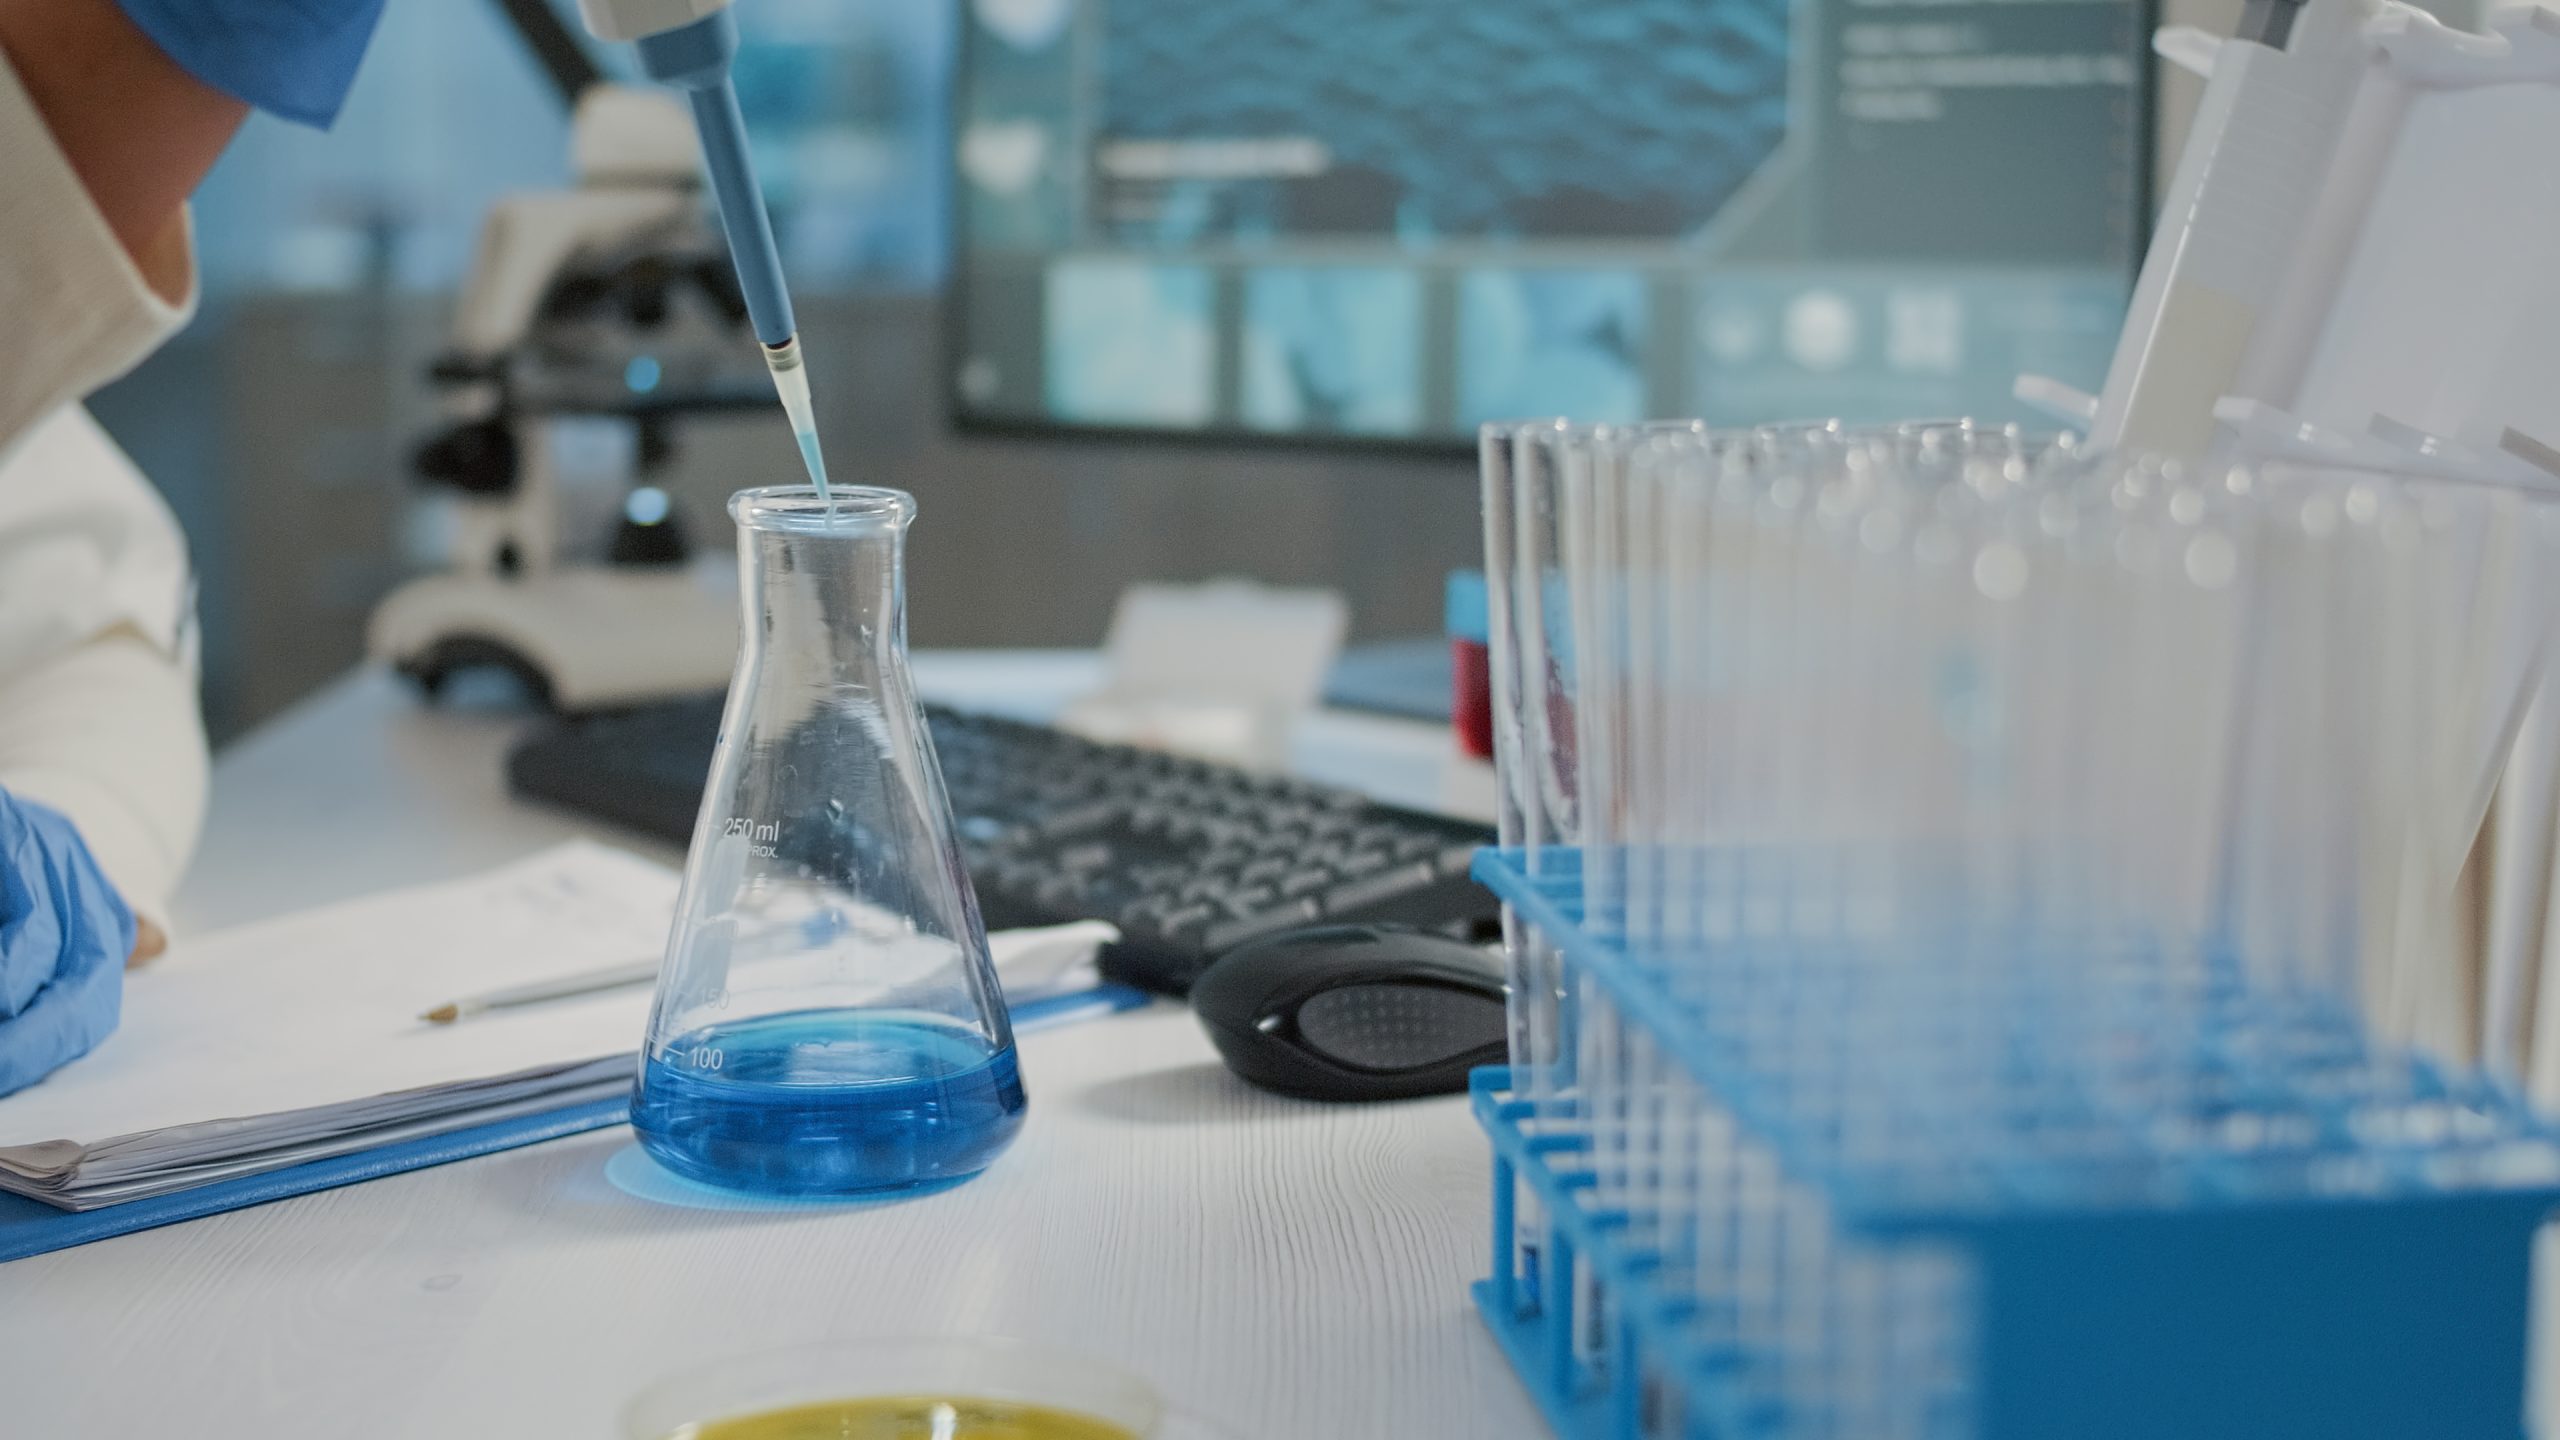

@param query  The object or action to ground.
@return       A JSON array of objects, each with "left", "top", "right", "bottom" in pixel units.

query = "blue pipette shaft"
[
  {"left": 684, "top": 78, "right": 794, "bottom": 348},
  {"left": 634, "top": 13, "right": 792, "bottom": 347},
  {"left": 633, "top": 12, "right": 829, "bottom": 500}
]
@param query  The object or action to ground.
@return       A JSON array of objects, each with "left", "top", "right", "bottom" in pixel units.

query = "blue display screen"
[{"left": 950, "top": 0, "right": 2150, "bottom": 442}]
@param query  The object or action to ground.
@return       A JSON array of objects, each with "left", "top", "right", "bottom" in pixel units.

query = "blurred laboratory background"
[{"left": 79, "top": 0, "right": 2301, "bottom": 744}]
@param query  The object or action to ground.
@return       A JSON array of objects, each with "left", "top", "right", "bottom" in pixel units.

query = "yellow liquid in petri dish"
[{"left": 681, "top": 1396, "right": 1139, "bottom": 1440}]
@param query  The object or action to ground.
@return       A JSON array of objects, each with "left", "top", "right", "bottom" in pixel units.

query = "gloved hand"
[
  {"left": 0, "top": 789, "right": 135, "bottom": 1099},
  {"left": 112, "top": 0, "right": 391, "bottom": 129}
]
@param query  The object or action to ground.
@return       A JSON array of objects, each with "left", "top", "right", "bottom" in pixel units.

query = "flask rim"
[{"left": 729, "top": 485, "right": 915, "bottom": 532}]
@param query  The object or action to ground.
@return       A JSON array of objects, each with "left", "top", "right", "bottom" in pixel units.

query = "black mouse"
[{"left": 1190, "top": 923, "right": 1508, "bottom": 1102}]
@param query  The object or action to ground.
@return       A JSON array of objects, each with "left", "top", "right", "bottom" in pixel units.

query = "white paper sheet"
[
  {"left": 0, "top": 841, "right": 678, "bottom": 1154},
  {"left": 0, "top": 841, "right": 1116, "bottom": 1207}
]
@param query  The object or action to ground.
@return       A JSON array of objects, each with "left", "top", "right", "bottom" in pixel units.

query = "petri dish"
[{"left": 623, "top": 1337, "right": 1245, "bottom": 1440}]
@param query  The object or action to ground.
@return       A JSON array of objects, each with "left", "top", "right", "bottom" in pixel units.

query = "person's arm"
[
  {"left": 0, "top": 0, "right": 244, "bottom": 305},
  {"left": 0, "top": 27, "right": 203, "bottom": 454},
  {"left": 0, "top": 405, "right": 202, "bottom": 1094},
  {"left": 0, "top": 633, "right": 199, "bottom": 963},
  {"left": 0, "top": 407, "right": 207, "bottom": 943}
]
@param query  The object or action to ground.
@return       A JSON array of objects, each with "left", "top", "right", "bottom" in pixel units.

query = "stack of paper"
[{"left": 0, "top": 842, "right": 1114, "bottom": 1211}]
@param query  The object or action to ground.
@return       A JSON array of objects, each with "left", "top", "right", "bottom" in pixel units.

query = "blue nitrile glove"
[
  {"left": 0, "top": 790, "right": 136, "bottom": 1099},
  {"left": 112, "top": 0, "right": 390, "bottom": 129}
]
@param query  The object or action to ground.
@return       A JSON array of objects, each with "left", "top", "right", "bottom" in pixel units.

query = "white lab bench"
[{"left": 0, "top": 654, "right": 1539, "bottom": 1439}]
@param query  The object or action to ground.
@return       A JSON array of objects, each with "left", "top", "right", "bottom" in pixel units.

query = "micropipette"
[{"left": 579, "top": 1, "right": 830, "bottom": 501}]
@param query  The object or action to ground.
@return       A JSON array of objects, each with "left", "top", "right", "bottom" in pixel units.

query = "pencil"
[{"left": 419, "top": 958, "right": 661, "bottom": 1024}]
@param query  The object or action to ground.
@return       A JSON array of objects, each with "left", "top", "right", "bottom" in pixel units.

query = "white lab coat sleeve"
[
  {"left": 0, "top": 409, "right": 209, "bottom": 923},
  {"left": 0, "top": 42, "right": 196, "bottom": 457}
]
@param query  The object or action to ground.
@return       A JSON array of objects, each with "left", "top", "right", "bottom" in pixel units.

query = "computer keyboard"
[{"left": 506, "top": 695, "right": 1497, "bottom": 994}]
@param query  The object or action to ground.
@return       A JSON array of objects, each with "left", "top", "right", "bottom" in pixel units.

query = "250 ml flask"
[{"left": 633, "top": 485, "right": 1025, "bottom": 1195}]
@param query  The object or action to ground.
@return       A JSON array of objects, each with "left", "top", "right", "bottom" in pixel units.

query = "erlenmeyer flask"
[{"left": 633, "top": 485, "right": 1025, "bottom": 1195}]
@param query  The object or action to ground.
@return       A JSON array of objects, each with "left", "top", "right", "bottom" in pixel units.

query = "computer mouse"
[{"left": 1190, "top": 923, "right": 1507, "bottom": 1102}]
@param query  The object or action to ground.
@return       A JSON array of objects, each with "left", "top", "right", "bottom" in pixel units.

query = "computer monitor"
[{"left": 947, "top": 0, "right": 2153, "bottom": 445}]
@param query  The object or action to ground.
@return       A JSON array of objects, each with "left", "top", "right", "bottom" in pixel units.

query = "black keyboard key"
[
  {"left": 1203, "top": 899, "right": 1323, "bottom": 954},
  {"left": 1237, "top": 857, "right": 1290, "bottom": 886},
  {"left": 1053, "top": 843, "right": 1113, "bottom": 873},
  {"left": 1392, "top": 833, "right": 1443, "bottom": 861},
  {"left": 1154, "top": 902, "right": 1218, "bottom": 938},
  {"left": 1032, "top": 801, "right": 1119, "bottom": 839},
  {"left": 1323, "top": 861, "right": 1439, "bottom": 915}
]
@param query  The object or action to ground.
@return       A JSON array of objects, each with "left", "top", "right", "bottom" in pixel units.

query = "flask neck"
[{"left": 728, "top": 486, "right": 917, "bottom": 675}]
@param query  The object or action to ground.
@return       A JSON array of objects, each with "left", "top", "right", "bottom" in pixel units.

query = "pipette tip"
[
  {"left": 795, "top": 426, "right": 830, "bottom": 502},
  {"left": 762, "top": 333, "right": 832, "bottom": 508}
]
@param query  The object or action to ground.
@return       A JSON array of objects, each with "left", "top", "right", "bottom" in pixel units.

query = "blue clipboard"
[{"left": 0, "top": 983, "right": 1153, "bottom": 1264}]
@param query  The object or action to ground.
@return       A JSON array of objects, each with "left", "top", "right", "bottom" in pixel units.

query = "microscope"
[{"left": 370, "top": 0, "right": 783, "bottom": 711}]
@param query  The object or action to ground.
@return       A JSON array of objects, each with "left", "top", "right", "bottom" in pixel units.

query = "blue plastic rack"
[{"left": 1469, "top": 847, "right": 2560, "bottom": 1440}]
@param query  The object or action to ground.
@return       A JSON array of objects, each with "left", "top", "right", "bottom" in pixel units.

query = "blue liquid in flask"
[{"left": 633, "top": 1011, "right": 1027, "bottom": 1196}]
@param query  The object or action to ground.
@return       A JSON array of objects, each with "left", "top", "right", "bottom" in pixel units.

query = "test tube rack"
[{"left": 1469, "top": 847, "right": 2560, "bottom": 1440}]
